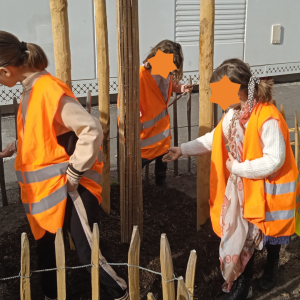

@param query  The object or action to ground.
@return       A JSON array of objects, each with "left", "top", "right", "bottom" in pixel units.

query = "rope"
[{"left": 0, "top": 261, "right": 194, "bottom": 299}]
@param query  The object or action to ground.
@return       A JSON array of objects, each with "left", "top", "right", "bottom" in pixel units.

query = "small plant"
[{"left": 111, "top": 180, "right": 118, "bottom": 186}]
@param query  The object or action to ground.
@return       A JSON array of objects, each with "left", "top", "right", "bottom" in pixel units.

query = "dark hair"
[
  {"left": 210, "top": 58, "right": 273, "bottom": 103},
  {"left": 143, "top": 39, "right": 184, "bottom": 84},
  {"left": 0, "top": 31, "right": 48, "bottom": 71}
]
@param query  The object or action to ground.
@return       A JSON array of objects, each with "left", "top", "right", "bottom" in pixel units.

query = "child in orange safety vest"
[
  {"left": 118, "top": 40, "right": 193, "bottom": 186},
  {"left": 163, "top": 59, "right": 299, "bottom": 300},
  {"left": 0, "top": 31, "right": 128, "bottom": 300}
]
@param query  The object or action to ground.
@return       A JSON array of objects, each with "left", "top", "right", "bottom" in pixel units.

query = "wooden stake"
[
  {"left": 187, "top": 77, "right": 192, "bottom": 173},
  {"left": 295, "top": 109, "right": 299, "bottom": 170},
  {"left": 20, "top": 233, "right": 30, "bottom": 300},
  {"left": 55, "top": 229, "right": 66, "bottom": 300},
  {"left": 176, "top": 276, "right": 189, "bottom": 300},
  {"left": 173, "top": 93, "right": 179, "bottom": 177},
  {"left": 160, "top": 234, "right": 175, "bottom": 300},
  {"left": 147, "top": 293, "right": 156, "bottom": 300},
  {"left": 13, "top": 97, "right": 21, "bottom": 204},
  {"left": 86, "top": 90, "right": 92, "bottom": 113},
  {"left": 295, "top": 110, "right": 300, "bottom": 207},
  {"left": 68, "top": 231, "right": 76, "bottom": 250},
  {"left": 92, "top": 223, "right": 100, "bottom": 300},
  {"left": 280, "top": 104, "right": 286, "bottom": 121},
  {"left": 185, "top": 250, "right": 197, "bottom": 300},
  {"left": 145, "top": 164, "right": 150, "bottom": 183},
  {"left": 197, "top": 0, "right": 215, "bottom": 230},
  {"left": 49, "top": 0, "right": 72, "bottom": 89},
  {"left": 94, "top": 0, "right": 111, "bottom": 214},
  {"left": 128, "top": 226, "right": 141, "bottom": 300},
  {"left": 117, "top": 0, "right": 143, "bottom": 243},
  {"left": 0, "top": 107, "right": 8, "bottom": 206}
]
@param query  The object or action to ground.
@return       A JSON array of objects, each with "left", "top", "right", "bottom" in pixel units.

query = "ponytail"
[
  {"left": 26, "top": 43, "right": 48, "bottom": 70},
  {"left": 257, "top": 79, "right": 273, "bottom": 103},
  {"left": 0, "top": 31, "right": 48, "bottom": 71}
]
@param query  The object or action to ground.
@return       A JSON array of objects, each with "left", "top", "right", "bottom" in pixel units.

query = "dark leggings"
[
  {"left": 142, "top": 154, "right": 167, "bottom": 183},
  {"left": 36, "top": 185, "right": 126, "bottom": 299},
  {"left": 242, "top": 245, "right": 281, "bottom": 279}
]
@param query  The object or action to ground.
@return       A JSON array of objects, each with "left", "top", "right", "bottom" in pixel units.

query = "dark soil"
[{"left": 1, "top": 178, "right": 300, "bottom": 300}]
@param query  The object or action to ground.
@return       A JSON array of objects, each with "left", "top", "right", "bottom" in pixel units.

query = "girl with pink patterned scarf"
[{"left": 163, "top": 59, "right": 294, "bottom": 300}]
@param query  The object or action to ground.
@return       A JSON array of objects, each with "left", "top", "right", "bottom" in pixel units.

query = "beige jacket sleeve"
[{"left": 55, "top": 96, "right": 103, "bottom": 177}]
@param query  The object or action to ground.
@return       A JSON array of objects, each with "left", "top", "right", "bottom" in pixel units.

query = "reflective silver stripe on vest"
[
  {"left": 264, "top": 181, "right": 296, "bottom": 195},
  {"left": 265, "top": 208, "right": 295, "bottom": 222},
  {"left": 140, "top": 128, "right": 171, "bottom": 148},
  {"left": 23, "top": 162, "right": 69, "bottom": 184},
  {"left": 83, "top": 170, "right": 102, "bottom": 185},
  {"left": 16, "top": 171, "right": 24, "bottom": 184},
  {"left": 117, "top": 107, "right": 119, "bottom": 116},
  {"left": 141, "top": 109, "right": 168, "bottom": 131},
  {"left": 23, "top": 183, "right": 67, "bottom": 215}
]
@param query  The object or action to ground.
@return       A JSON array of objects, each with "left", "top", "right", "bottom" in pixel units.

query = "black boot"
[
  {"left": 228, "top": 275, "right": 253, "bottom": 299},
  {"left": 259, "top": 244, "right": 280, "bottom": 291}
]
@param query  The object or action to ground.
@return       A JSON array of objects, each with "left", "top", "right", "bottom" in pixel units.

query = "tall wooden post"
[
  {"left": 94, "top": 0, "right": 111, "bottom": 214},
  {"left": 117, "top": 0, "right": 143, "bottom": 243},
  {"left": 49, "top": 0, "right": 72, "bottom": 89},
  {"left": 197, "top": 0, "right": 215, "bottom": 230}
]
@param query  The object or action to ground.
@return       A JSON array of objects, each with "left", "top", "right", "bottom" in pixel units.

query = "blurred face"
[
  {"left": 0, "top": 66, "right": 20, "bottom": 87},
  {"left": 228, "top": 89, "right": 248, "bottom": 109}
]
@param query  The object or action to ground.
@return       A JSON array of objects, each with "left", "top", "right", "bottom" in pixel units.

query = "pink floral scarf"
[{"left": 220, "top": 101, "right": 263, "bottom": 292}]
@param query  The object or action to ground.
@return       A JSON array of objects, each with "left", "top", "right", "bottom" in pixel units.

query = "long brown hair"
[
  {"left": 210, "top": 58, "right": 273, "bottom": 103},
  {"left": 0, "top": 31, "right": 48, "bottom": 71},
  {"left": 143, "top": 39, "right": 184, "bottom": 84}
]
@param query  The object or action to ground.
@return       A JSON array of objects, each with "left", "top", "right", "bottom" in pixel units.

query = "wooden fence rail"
[{"left": 15, "top": 225, "right": 196, "bottom": 299}]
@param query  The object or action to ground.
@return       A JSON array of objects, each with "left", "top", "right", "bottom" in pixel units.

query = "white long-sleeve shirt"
[{"left": 180, "top": 109, "right": 286, "bottom": 180}]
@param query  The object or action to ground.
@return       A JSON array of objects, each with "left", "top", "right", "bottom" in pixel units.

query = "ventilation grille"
[{"left": 176, "top": 0, "right": 246, "bottom": 45}]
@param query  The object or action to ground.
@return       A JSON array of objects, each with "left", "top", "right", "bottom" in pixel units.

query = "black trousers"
[
  {"left": 142, "top": 154, "right": 167, "bottom": 183},
  {"left": 36, "top": 185, "right": 126, "bottom": 299},
  {"left": 242, "top": 244, "right": 281, "bottom": 279}
]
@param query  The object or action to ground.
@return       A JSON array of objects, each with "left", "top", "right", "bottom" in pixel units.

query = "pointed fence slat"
[
  {"left": 280, "top": 104, "right": 286, "bottom": 121},
  {"left": 160, "top": 233, "right": 175, "bottom": 300},
  {"left": 176, "top": 276, "right": 189, "bottom": 300},
  {"left": 147, "top": 292, "right": 157, "bottom": 300},
  {"left": 128, "top": 226, "right": 141, "bottom": 300},
  {"left": 92, "top": 223, "right": 100, "bottom": 300},
  {"left": 55, "top": 228, "right": 66, "bottom": 300},
  {"left": 185, "top": 250, "right": 197, "bottom": 300},
  {"left": 20, "top": 233, "right": 31, "bottom": 300}
]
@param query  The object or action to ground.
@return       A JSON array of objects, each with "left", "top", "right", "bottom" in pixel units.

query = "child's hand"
[
  {"left": 162, "top": 147, "right": 182, "bottom": 162},
  {"left": 181, "top": 84, "right": 193, "bottom": 93},
  {"left": 226, "top": 152, "right": 236, "bottom": 173},
  {"left": 0, "top": 142, "right": 16, "bottom": 158}
]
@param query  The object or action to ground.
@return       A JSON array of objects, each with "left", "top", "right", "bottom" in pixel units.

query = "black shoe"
[
  {"left": 228, "top": 275, "right": 253, "bottom": 299},
  {"left": 259, "top": 259, "right": 279, "bottom": 291},
  {"left": 216, "top": 291, "right": 230, "bottom": 300}
]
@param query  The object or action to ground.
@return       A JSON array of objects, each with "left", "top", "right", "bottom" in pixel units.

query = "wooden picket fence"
[{"left": 18, "top": 225, "right": 196, "bottom": 300}]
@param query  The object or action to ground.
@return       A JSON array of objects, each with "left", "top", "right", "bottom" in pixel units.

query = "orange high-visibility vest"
[
  {"left": 117, "top": 65, "right": 173, "bottom": 160},
  {"left": 210, "top": 102, "right": 298, "bottom": 238},
  {"left": 15, "top": 74, "right": 103, "bottom": 240}
]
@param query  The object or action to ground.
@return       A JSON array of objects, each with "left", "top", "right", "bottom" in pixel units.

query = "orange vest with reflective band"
[
  {"left": 15, "top": 74, "right": 103, "bottom": 240},
  {"left": 210, "top": 103, "right": 298, "bottom": 238},
  {"left": 117, "top": 65, "right": 173, "bottom": 160}
]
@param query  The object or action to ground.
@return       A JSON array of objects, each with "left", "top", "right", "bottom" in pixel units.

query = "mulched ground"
[{"left": 1, "top": 182, "right": 300, "bottom": 299}]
